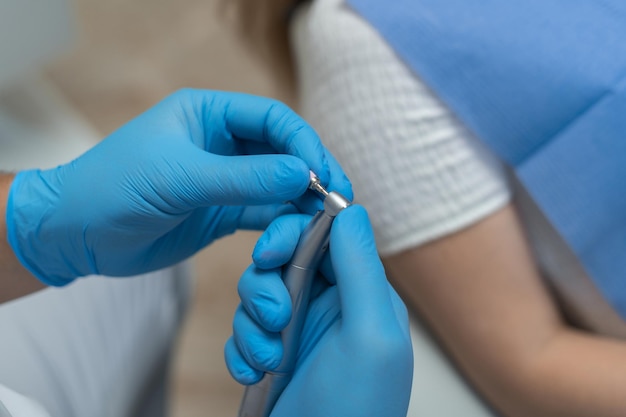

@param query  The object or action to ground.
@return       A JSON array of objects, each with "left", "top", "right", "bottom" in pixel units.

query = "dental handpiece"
[{"left": 237, "top": 173, "right": 351, "bottom": 417}]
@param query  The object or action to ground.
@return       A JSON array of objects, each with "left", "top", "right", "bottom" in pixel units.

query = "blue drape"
[{"left": 348, "top": 0, "right": 626, "bottom": 318}]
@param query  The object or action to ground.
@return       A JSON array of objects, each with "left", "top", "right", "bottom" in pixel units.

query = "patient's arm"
[
  {"left": 0, "top": 173, "right": 45, "bottom": 303},
  {"left": 290, "top": 3, "right": 626, "bottom": 414},
  {"left": 385, "top": 203, "right": 626, "bottom": 417}
]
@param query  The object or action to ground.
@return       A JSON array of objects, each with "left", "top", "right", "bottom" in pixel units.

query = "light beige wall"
[
  {"left": 0, "top": 0, "right": 74, "bottom": 87},
  {"left": 47, "top": 0, "right": 294, "bottom": 135}
]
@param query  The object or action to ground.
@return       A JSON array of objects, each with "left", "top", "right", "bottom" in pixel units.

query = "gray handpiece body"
[{"left": 238, "top": 191, "right": 350, "bottom": 417}]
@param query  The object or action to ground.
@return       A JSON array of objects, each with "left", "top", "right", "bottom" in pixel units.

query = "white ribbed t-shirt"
[{"left": 291, "top": 0, "right": 510, "bottom": 256}]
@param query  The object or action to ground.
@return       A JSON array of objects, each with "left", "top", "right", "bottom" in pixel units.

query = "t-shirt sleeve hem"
[{"left": 377, "top": 190, "right": 511, "bottom": 257}]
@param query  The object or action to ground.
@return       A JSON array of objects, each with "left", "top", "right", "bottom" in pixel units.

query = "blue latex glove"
[
  {"left": 225, "top": 205, "right": 413, "bottom": 417},
  {"left": 7, "top": 89, "right": 351, "bottom": 286}
]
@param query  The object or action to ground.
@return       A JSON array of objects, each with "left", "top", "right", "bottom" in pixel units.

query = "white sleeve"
[
  {"left": 291, "top": 0, "right": 511, "bottom": 256},
  {"left": 0, "top": 385, "right": 50, "bottom": 417},
  {"left": 0, "top": 266, "right": 191, "bottom": 417}
]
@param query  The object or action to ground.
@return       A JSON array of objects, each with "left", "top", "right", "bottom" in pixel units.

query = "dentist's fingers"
[
  {"left": 237, "top": 265, "right": 292, "bottom": 332},
  {"left": 217, "top": 92, "right": 330, "bottom": 185},
  {"left": 225, "top": 336, "right": 263, "bottom": 385},
  {"left": 252, "top": 214, "right": 312, "bottom": 270},
  {"left": 329, "top": 205, "right": 397, "bottom": 330},
  {"left": 232, "top": 304, "right": 284, "bottom": 374},
  {"left": 251, "top": 213, "right": 336, "bottom": 282},
  {"left": 230, "top": 143, "right": 353, "bottom": 217},
  {"left": 196, "top": 152, "right": 310, "bottom": 206}
]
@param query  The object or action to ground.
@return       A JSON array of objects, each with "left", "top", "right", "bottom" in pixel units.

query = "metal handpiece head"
[
  {"left": 308, "top": 170, "right": 351, "bottom": 216},
  {"left": 324, "top": 191, "right": 351, "bottom": 217}
]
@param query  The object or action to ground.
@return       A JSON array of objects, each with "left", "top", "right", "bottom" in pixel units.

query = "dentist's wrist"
[
  {"left": 1, "top": 172, "right": 46, "bottom": 302},
  {"left": 7, "top": 169, "right": 77, "bottom": 287}
]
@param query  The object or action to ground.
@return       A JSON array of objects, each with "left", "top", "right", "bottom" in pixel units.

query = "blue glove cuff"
[{"left": 7, "top": 170, "right": 76, "bottom": 287}]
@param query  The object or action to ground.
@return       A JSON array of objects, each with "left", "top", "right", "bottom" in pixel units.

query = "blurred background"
[{"left": 0, "top": 0, "right": 292, "bottom": 416}]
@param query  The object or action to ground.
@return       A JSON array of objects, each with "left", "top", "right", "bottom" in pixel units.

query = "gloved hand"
[
  {"left": 225, "top": 205, "right": 413, "bottom": 417},
  {"left": 6, "top": 89, "right": 351, "bottom": 286}
]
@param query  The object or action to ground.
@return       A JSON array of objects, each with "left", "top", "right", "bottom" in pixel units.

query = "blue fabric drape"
[{"left": 348, "top": 0, "right": 626, "bottom": 318}]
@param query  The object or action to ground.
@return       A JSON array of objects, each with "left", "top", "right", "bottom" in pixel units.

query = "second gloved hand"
[
  {"left": 6, "top": 89, "right": 351, "bottom": 286},
  {"left": 225, "top": 205, "right": 413, "bottom": 417}
]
